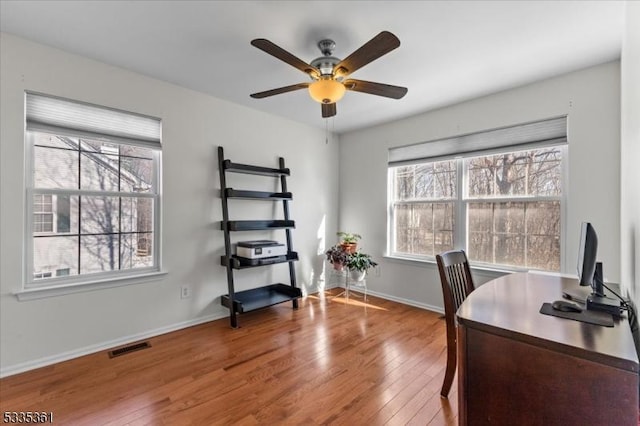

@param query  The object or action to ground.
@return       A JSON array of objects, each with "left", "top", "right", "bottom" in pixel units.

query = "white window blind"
[
  {"left": 26, "top": 92, "right": 161, "bottom": 149},
  {"left": 388, "top": 116, "right": 567, "bottom": 166}
]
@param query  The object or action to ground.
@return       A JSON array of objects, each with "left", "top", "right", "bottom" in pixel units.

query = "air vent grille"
[{"left": 108, "top": 341, "right": 151, "bottom": 358}]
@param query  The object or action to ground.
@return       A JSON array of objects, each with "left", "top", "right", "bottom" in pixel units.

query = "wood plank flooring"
[{"left": 0, "top": 290, "right": 457, "bottom": 425}]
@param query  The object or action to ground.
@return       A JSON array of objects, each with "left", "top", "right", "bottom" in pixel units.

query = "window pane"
[
  {"left": 433, "top": 203, "right": 454, "bottom": 254},
  {"left": 33, "top": 214, "right": 53, "bottom": 233},
  {"left": 121, "top": 233, "right": 153, "bottom": 269},
  {"left": 526, "top": 201, "right": 561, "bottom": 270},
  {"left": 120, "top": 145, "right": 154, "bottom": 160},
  {"left": 414, "top": 164, "right": 434, "bottom": 199},
  {"left": 56, "top": 195, "right": 72, "bottom": 233},
  {"left": 494, "top": 234, "right": 525, "bottom": 267},
  {"left": 56, "top": 268, "right": 70, "bottom": 277},
  {"left": 121, "top": 155, "right": 154, "bottom": 193},
  {"left": 528, "top": 148, "right": 563, "bottom": 196},
  {"left": 468, "top": 201, "right": 560, "bottom": 271},
  {"left": 467, "top": 157, "right": 496, "bottom": 197},
  {"left": 80, "top": 196, "right": 120, "bottom": 234},
  {"left": 394, "top": 204, "right": 411, "bottom": 253},
  {"left": 468, "top": 203, "right": 493, "bottom": 263},
  {"left": 33, "top": 195, "right": 53, "bottom": 233},
  {"left": 80, "top": 235, "right": 119, "bottom": 273},
  {"left": 393, "top": 202, "right": 454, "bottom": 256},
  {"left": 34, "top": 146, "right": 79, "bottom": 189},
  {"left": 33, "top": 236, "right": 79, "bottom": 279},
  {"left": 33, "top": 133, "right": 73, "bottom": 149},
  {"left": 528, "top": 236, "right": 560, "bottom": 271},
  {"left": 466, "top": 147, "right": 563, "bottom": 198},
  {"left": 413, "top": 203, "right": 434, "bottom": 254},
  {"left": 80, "top": 151, "right": 120, "bottom": 191},
  {"left": 433, "top": 161, "right": 457, "bottom": 198},
  {"left": 394, "top": 167, "right": 414, "bottom": 200},
  {"left": 526, "top": 201, "right": 561, "bottom": 235},
  {"left": 495, "top": 202, "right": 525, "bottom": 234},
  {"left": 393, "top": 160, "right": 456, "bottom": 201},
  {"left": 121, "top": 197, "right": 154, "bottom": 233}
]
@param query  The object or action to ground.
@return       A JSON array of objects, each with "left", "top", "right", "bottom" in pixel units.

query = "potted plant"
[
  {"left": 346, "top": 251, "right": 378, "bottom": 282},
  {"left": 326, "top": 244, "right": 349, "bottom": 270},
  {"left": 337, "top": 231, "right": 362, "bottom": 254}
]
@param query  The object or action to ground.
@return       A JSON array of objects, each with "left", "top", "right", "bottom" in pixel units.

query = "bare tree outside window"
[
  {"left": 390, "top": 147, "right": 563, "bottom": 271},
  {"left": 392, "top": 161, "right": 456, "bottom": 256},
  {"left": 466, "top": 148, "right": 562, "bottom": 270}
]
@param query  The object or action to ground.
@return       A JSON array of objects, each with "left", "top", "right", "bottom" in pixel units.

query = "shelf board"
[
  {"left": 221, "top": 252, "right": 298, "bottom": 269},
  {"left": 221, "top": 220, "right": 295, "bottom": 231},
  {"left": 223, "top": 160, "right": 290, "bottom": 177},
  {"left": 220, "top": 284, "right": 302, "bottom": 313},
  {"left": 224, "top": 188, "right": 292, "bottom": 201}
]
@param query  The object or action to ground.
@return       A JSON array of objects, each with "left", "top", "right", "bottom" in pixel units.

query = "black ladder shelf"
[{"left": 218, "top": 146, "right": 301, "bottom": 328}]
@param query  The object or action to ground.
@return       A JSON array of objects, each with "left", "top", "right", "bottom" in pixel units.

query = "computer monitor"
[
  {"left": 577, "top": 222, "right": 598, "bottom": 289},
  {"left": 577, "top": 222, "right": 620, "bottom": 315}
]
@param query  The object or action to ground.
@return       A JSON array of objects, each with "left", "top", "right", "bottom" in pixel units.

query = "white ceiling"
[{"left": 0, "top": 1, "right": 626, "bottom": 134}]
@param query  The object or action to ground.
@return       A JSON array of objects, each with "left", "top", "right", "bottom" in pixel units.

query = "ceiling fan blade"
[
  {"left": 343, "top": 79, "right": 408, "bottom": 99},
  {"left": 251, "top": 39, "right": 320, "bottom": 79},
  {"left": 321, "top": 103, "right": 337, "bottom": 118},
  {"left": 250, "top": 83, "right": 310, "bottom": 99},
  {"left": 333, "top": 31, "right": 400, "bottom": 78}
]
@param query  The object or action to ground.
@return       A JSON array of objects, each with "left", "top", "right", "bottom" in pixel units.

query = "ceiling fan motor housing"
[{"left": 311, "top": 39, "right": 341, "bottom": 78}]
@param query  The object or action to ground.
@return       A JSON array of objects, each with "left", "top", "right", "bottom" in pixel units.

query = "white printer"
[{"left": 235, "top": 240, "right": 287, "bottom": 259}]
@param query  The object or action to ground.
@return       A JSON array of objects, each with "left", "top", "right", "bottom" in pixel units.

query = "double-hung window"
[
  {"left": 388, "top": 117, "right": 566, "bottom": 272},
  {"left": 25, "top": 92, "right": 162, "bottom": 288}
]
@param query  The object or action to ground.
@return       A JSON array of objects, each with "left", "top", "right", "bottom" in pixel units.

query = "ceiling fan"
[{"left": 250, "top": 31, "right": 408, "bottom": 118}]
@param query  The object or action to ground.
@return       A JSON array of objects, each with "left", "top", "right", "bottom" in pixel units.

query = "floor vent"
[{"left": 108, "top": 341, "right": 151, "bottom": 358}]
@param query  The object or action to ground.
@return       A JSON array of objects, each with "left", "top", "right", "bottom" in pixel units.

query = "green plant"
[
  {"left": 337, "top": 231, "right": 362, "bottom": 244},
  {"left": 325, "top": 244, "right": 349, "bottom": 265},
  {"left": 346, "top": 251, "right": 378, "bottom": 272}
]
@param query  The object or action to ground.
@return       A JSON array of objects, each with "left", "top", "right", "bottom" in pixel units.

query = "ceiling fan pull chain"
[{"left": 325, "top": 118, "right": 329, "bottom": 144}]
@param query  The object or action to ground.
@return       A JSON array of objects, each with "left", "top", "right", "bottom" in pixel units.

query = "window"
[
  {"left": 33, "top": 194, "right": 53, "bottom": 233},
  {"left": 388, "top": 117, "right": 566, "bottom": 272},
  {"left": 25, "top": 92, "right": 162, "bottom": 287},
  {"left": 392, "top": 161, "right": 457, "bottom": 256}
]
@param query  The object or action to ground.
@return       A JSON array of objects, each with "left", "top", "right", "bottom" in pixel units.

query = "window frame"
[
  {"left": 23, "top": 95, "right": 163, "bottom": 292},
  {"left": 388, "top": 145, "right": 568, "bottom": 273}
]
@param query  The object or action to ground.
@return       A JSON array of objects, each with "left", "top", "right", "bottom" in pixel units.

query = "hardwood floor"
[{"left": 0, "top": 290, "right": 457, "bottom": 425}]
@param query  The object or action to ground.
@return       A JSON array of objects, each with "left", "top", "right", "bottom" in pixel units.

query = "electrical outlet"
[{"left": 181, "top": 285, "right": 191, "bottom": 299}]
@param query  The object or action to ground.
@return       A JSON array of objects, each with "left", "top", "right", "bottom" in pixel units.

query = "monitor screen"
[{"left": 577, "top": 222, "right": 598, "bottom": 288}]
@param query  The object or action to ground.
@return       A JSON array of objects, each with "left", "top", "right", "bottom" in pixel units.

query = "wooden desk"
[{"left": 456, "top": 272, "right": 639, "bottom": 425}]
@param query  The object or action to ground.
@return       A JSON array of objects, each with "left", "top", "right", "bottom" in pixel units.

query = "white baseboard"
[
  {"left": 332, "top": 283, "right": 444, "bottom": 315},
  {"left": 0, "top": 311, "right": 228, "bottom": 378},
  {"left": 357, "top": 287, "right": 444, "bottom": 315}
]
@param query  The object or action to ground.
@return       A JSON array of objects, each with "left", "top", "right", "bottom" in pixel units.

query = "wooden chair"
[{"left": 436, "top": 249, "right": 475, "bottom": 398}]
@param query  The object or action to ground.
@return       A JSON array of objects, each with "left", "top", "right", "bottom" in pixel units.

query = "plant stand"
[{"left": 331, "top": 268, "right": 367, "bottom": 302}]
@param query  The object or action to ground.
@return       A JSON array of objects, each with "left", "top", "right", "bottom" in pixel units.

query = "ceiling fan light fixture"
[{"left": 308, "top": 78, "right": 345, "bottom": 104}]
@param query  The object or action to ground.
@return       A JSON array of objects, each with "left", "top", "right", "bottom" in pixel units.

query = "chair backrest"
[{"left": 436, "top": 250, "right": 475, "bottom": 321}]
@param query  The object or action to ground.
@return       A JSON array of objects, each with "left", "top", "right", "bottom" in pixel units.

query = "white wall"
[
  {"left": 621, "top": 1, "right": 640, "bottom": 311},
  {"left": 0, "top": 33, "right": 340, "bottom": 376},
  {"left": 339, "top": 61, "right": 621, "bottom": 311}
]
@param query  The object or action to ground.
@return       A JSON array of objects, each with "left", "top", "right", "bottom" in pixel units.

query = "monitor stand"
[
  {"left": 587, "top": 294, "right": 621, "bottom": 315},
  {"left": 586, "top": 262, "right": 621, "bottom": 315}
]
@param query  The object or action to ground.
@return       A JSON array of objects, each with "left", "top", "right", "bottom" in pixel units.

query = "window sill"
[
  {"left": 383, "top": 253, "right": 531, "bottom": 275},
  {"left": 15, "top": 270, "right": 168, "bottom": 301}
]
